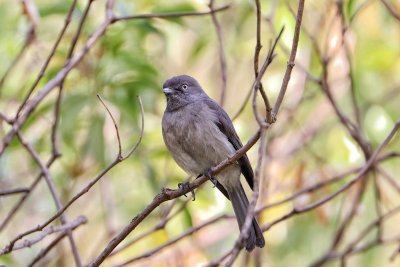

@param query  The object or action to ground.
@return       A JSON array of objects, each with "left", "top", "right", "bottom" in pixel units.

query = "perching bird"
[{"left": 161, "top": 75, "right": 265, "bottom": 251}]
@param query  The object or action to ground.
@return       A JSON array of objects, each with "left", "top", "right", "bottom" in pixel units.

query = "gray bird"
[{"left": 161, "top": 75, "right": 265, "bottom": 251}]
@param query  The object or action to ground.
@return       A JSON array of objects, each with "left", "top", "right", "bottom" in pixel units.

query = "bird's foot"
[
  {"left": 178, "top": 181, "right": 195, "bottom": 201},
  {"left": 200, "top": 169, "right": 218, "bottom": 188}
]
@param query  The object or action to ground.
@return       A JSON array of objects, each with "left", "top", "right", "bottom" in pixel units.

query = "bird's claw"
[
  {"left": 204, "top": 169, "right": 218, "bottom": 188},
  {"left": 178, "top": 182, "right": 195, "bottom": 201}
]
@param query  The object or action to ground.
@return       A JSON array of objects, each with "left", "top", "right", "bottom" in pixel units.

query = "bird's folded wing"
[{"left": 204, "top": 98, "right": 255, "bottom": 190}]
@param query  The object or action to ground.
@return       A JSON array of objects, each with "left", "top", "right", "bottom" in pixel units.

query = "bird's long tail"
[{"left": 227, "top": 183, "right": 265, "bottom": 251}]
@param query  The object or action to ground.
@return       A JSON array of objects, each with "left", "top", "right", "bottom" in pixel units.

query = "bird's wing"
[{"left": 204, "top": 98, "right": 255, "bottom": 190}]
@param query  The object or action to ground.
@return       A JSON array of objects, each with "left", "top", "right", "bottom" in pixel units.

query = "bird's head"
[
  {"left": 162, "top": 75, "right": 205, "bottom": 97},
  {"left": 162, "top": 75, "right": 207, "bottom": 111}
]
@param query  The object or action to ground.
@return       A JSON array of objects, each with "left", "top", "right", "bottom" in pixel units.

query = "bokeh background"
[{"left": 1, "top": 0, "right": 400, "bottom": 266}]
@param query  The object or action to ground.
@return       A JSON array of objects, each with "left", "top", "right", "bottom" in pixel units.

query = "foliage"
[{"left": 0, "top": 0, "right": 400, "bottom": 266}]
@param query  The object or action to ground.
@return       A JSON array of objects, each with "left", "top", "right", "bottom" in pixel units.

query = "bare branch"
[
  {"left": 0, "top": 187, "right": 30, "bottom": 196},
  {"left": 0, "top": 4, "right": 231, "bottom": 156},
  {"left": 0, "top": 216, "right": 87, "bottom": 254},
  {"left": 232, "top": 27, "right": 284, "bottom": 122},
  {"left": 14, "top": 132, "right": 82, "bottom": 266},
  {"left": 97, "top": 94, "right": 123, "bottom": 158},
  {"left": 271, "top": 0, "right": 305, "bottom": 119},
  {"left": 253, "top": 0, "right": 272, "bottom": 123},
  {"left": 381, "top": 0, "right": 400, "bottom": 21},
  {"left": 0, "top": 156, "right": 57, "bottom": 231},
  {"left": 113, "top": 215, "right": 229, "bottom": 266},
  {"left": 15, "top": 0, "right": 78, "bottom": 118},
  {"left": 87, "top": 128, "right": 263, "bottom": 266},
  {"left": 0, "top": 97, "right": 145, "bottom": 255},
  {"left": 224, "top": 128, "right": 267, "bottom": 266},
  {"left": 51, "top": 0, "right": 96, "bottom": 157},
  {"left": 112, "top": 4, "right": 231, "bottom": 23},
  {"left": 28, "top": 233, "right": 68, "bottom": 267},
  {"left": 124, "top": 96, "right": 145, "bottom": 159},
  {"left": 109, "top": 198, "right": 191, "bottom": 257},
  {"left": 209, "top": 0, "right": 228, "bottom": 106},
  {"left": 251, "top": 27, "right": 284, "bottom": 125}
]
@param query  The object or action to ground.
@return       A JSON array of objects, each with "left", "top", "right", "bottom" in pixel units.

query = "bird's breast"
[{"left": 162, "top": 104, "right": 236, "bottom": 176}]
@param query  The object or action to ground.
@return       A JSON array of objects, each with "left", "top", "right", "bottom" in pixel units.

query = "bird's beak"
[{"left": 163, "top": 87, "right": 175, "bottom": 95}]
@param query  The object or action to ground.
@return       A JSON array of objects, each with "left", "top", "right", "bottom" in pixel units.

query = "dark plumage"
[{"left": 161, "top": 75, "right": 265, "bottom": 251}]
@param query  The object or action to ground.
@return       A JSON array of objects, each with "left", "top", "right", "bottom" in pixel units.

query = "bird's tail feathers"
[{"left": 227, "top": 183, "right": 265, "bottom": 251}]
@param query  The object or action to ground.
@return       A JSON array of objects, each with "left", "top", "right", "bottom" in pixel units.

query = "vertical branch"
[
  {"left": 209, "top": 0, "right": 228, "bottom": 106},
  {"left": 253, "top": 0, "right": 272, "bottom": 122},
  {"left": 336, "top": 0, "right": 361, "bottom": 127},
  {"left": 52, "top": 0, "right": 96, "bottom": 157},
  {"left": 252, "top": 27, "right": 284, "bottom": 125},
  {"left": 271, "top": 0, "right": 305, "bottom": 119},
  {"left": 15, "top": 0, "right": 78, "bottom": 118},
  {"left": 224, "top": 129, "right": 267, "bottom": 267},
  {"left": 0, "top": 0, "right": 38, "bottom": 94},
  {"left": 16, "top": 132, "right": 82, "bottom": 267},
  {"left": 218, "top": 1, "right": 305, "bottom": 264},
  {"left": 372, "top": 172, "right": 383, "bottom": 239}
]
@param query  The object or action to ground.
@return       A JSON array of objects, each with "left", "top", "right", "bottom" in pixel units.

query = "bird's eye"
[{"left": 182, "top": 84, "right": 188, "bottom": 90}]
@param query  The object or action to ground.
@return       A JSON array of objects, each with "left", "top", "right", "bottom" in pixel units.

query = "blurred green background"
[{"left": 0, "top": 0, "right": 400, "bottom": 266}]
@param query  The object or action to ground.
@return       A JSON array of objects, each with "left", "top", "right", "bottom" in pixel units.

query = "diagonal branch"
[
  {"left": 0, "top": 97, "right": 144, "bottom": 257},
  {"left": 1, "top": 215, "right": 87, "bottom": 254},
  {"left": 111, "top": 4, "right": 230, "bottom": 22},
  {"left": 381, "top": 0, "right": 400, "bottom": 22},
  {"left": 15, "top": 132, "right": 83, "bottom": 266}
]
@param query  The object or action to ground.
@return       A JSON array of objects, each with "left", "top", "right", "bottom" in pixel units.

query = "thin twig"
[
  {"left": 15, "top": 132, "right": 83, "bottom": 266},
  {"left": 0, "top": 26, "right": 35, "bottom": 94},
  {"left": 377, "top": 166, "right": 400, "bottom": 193},
  {"left": 112, "top": 151, "right": 398, "bottom": 264},
  {"left": 224, "top": 129, "right": 267, "bottom": 267},
  {"left": 232, "top": 27, "right": 284, "bottom": 122},
  {"left": 113, "top": 215, "right": 229, "bottom": 267},
  {"left": 0, "top": 156, "right": 57, "bottom": 231},
  {"left": 339, "top": 206, "right": 400, "bottom": 260},
  {"left": 109, "top": 198, "right": 191, "bottom": 257},
  {"left": 0, "top": 187, "right": 30, "bottom": 196},
  {"left": 87, "top": 128, "right": 263, "bottom": 267},
  {"left": 51, "top": 0, "right": 95, "bottom": 157},
  {"left": 253, "top": 0, "right": 272, "bottom": 123},
  {"left": 15, "top": 0, "right": 78, "bottom": 118},
  {"left": 252, "top": 27, "right": 284, "bottom": 125},
  {"left": 336, "top": 1, "right": 361, "bottom": 127},
  {"left": 0, "top": 97, "right": 144, "bottom": 256},
  {"left": 0, "top": 4, "right": 231, "bottom": 156},
  {"left": 0, "top": 216, "right": 87, "bottom": 254},
  {"left": 209, "top": 0, "right": 228, "bottom": 106},
  {"left": 0, "top": 111, "right": 12, "bottom": 124},
  {"left": 271, "top": 0, "right": 305, "bottom": 119},
  {"left": 381, "top": 0, "right": 400, "bottom": 21},
  {"left": 28, "top": 233, "right": 67, "bottom": 267},
  {"left": 260, "top": 121, "right": 400, "bottom": 233},
  {"left": 111, "top": 4, "right": 230, "bottom": 23},
  {"left": 97, "top": 95, "right": 123, "bottom": 157}
]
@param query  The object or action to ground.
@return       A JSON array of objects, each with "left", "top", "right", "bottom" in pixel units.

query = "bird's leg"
[
  {"left": 178, "top": 182, "right": 195, "bottom": 201},
  {"left": 198, "top": 169, "right": 218, "bottom": 188}
]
